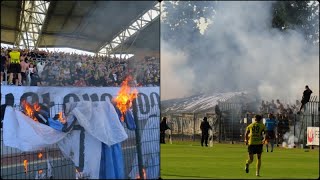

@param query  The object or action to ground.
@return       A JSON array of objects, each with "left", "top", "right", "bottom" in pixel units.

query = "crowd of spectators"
[
  {"left": 259, "top": 99, "right": 300, "bottom": 115},
  {"left": 0, "top": 47, "right": 160, "bottom": 87},
  {"left": 258, "top": 99, "right": 302, "bottom": 145}
]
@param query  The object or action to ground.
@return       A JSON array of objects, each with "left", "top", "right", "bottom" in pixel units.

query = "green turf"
[{"left": 161, "top": 141, "right": 319, "bottom": 179}]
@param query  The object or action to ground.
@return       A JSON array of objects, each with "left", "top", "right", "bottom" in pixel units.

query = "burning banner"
[
  {"left": 23, "top": 160, "right": 28, "bottom": 174},
  {"left": 21, "top": 100, "right": 70, "bottom": 133},
  {"left": 21, "top": 100, "right": 42, "bottom": 123},
  {"left": 57, "top": 100, "right": 129, "bottom": 179},
  {"left": 3, "top": 105, "right": 67, "bottom": 151},
  {"left": 114, "top": 76, "right": 138, "bottom": 121},
  {"left": 3, "top": 80, "right": 159, "bottom": 179}
]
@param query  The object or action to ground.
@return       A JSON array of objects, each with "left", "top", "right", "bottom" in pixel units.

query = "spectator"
[
  {"left": 20, "top": 53, "right": 29, "bottom": 85},
  {"left": 276, "top": 99, "right": 285, "bottom": 115},
  {"left": 270, "top": 100, "right": 277, "bottom": 113},
  {"left": 29, "top": 63, "right": 41, "bottom": 86},
  {"left": 1, "top": 93, "right": 14, "bottom": 128},
  {"left": 1, "top": 46, "right": 160, "bottom": 87},
  {"left": 200, "top": 117, "right": 212, "bottom": 147},
  {"left": 298, "top": 85, "right": 313, "bottom": 114},
  {"left": 36, "top": 60, "right": 46, "bottom": 78},
  {"left": 8, "top": 47, "right": 22, "bottom": 86},
  {"left": 1, "top": 50, "right": 7, "bottom": 85},
  {"left": 160, "top": 117, "right": 170, "bottom": 144}
]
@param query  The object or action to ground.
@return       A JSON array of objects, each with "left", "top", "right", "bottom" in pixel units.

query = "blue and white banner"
[
  {"left": 1, "top": 86, "right": 160, "bottom": 179},
  {"left": 0, "top": 86, "right": 159, "bottom": 118}
]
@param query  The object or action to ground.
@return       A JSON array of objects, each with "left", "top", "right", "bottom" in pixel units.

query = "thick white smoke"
[
  {"left": 161, "top": 1, "right": 319, "bottom": 102},
  {"left": 161, "top": 42, "right": 195, "bottom": 100},
  {"left": 282, "top": 124, "right": 300, "bottom": 148}
]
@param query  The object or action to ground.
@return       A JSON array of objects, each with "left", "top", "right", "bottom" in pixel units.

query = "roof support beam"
[
  {"left": 98, "top": 2, "right": 160, "bottom": 56},
  {"left": 15, "top": 0, "right": 50, "bottom": 49},
  {"left": 60, "top": 2, "right": 77, "bottom": 31},
  {"left": 1, "top": 26, "right": 19, "bottom": 32},
  {"left": 13, "top": 1, "right": 23, "bottom": 47},
  {"left": 36, "top": 1, "right": 56, "bottom": 47}
]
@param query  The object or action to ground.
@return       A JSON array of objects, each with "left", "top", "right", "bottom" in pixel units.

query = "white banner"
[
  {"left": 307, "top": 127, "right": 319, "bottom": 146},
  {"left": 1, "top": 86, "right": 160, "bottom": 119}
]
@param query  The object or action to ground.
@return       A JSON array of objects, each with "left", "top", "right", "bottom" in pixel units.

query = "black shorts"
[
  {"left": 1, "top": 64, "right": 4, "bottom": 72},
  {"left": 8, "top": 63, "right": 21, "bottom": 73},
  {"left": 248, "top": 144, "right": 263, "bottom": 154},
  {"left": 266, "top": 130, "right": 275, "bottom": 140},
  {"left": 21, "top": 72, "right": 26, "bottom": 81}
]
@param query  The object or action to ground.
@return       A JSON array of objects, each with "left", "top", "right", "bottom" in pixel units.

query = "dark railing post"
[
  {"left": 231, "top": 109, "right": 234, "bottom": 144},
  {"left": 132, "top": 99, "right": 144, "bottom": 179},
  {"left": 193, "top": 113, "right": 196, "bottom": 141},
  {"left": 293, "top": 115, "right": 296, "bottom": 138},
  {"left": 218, "top": 114, "right": 221, "bottom": 143},
  {"left": 181, "top": 117, "right": 184, "bottom": 141}
]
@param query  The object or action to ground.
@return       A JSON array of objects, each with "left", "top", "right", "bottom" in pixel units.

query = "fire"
[
  {"left": 23, "top": 160, "right": 28, "bottom": 173},
  {"left": 21, "top": 100, "right": 41, "bottom": 122},
  {"left": 38, "top": 169, "right": 43, "bottom": 174},
  {"left": 38, "top": 153, "right": 43, "bottom": 159},
  {"left": 135, "top": 168, "right": 146, "bottom": 179},
  {"left": 34, "top": 102, "right": 41, "bottom": 111},
  {"left": 58, "top": 112, "right": 66, "bottom": 124},
  {"left": 114, "top": 76, "right": 138, "bottom": 121}
]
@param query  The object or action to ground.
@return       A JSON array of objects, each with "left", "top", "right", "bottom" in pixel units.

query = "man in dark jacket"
[
  {"left": 200, "top": 117, "right": 212, "bottom": 147},
  {"left": 298, "top": 85, "right": 313, "bottom": 114},
  {"left": 1, "top": 93, "right": 14, "bottom": 128},
  {"left": 160, "top": 117, "right": 170, "bottom": 144}
]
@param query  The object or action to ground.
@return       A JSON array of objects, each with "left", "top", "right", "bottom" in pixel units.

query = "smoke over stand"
[{"left": 161, "top": 1, "right": 319, "bottom": 102}]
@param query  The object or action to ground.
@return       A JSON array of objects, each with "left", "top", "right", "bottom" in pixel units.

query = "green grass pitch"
[{"left": 160, "top": 141, "right": 319, "bottom": 179}]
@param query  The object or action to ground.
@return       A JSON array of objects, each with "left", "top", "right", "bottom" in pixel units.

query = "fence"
[
  {"left": 1, "top": 98, "right": 160, "bottom": 179},
  {"left": 164, "top": 97, "right": 319, "bottom": 147}
]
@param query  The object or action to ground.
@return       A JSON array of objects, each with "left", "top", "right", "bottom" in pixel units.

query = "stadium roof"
[{"left": 1, "top": 0, "right": 159, "bottom": 54}]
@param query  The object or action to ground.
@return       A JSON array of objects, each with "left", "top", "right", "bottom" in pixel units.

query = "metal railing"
[
  {"left": 163, "top": 97, "right": 319, "bottom": 148},
  {"left": 1, "top": 100, "right": 160, "bottom": 179}
]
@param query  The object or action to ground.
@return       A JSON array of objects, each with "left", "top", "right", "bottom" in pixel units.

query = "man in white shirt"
[{"left": 37, "top": 61, "right": 46, "bottom": 78}]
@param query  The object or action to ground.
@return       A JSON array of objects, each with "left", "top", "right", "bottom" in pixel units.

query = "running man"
[
  {"left": 244, "top": 114, "right": 266, "bottom": 176},
  {"left": 264, "top": 113, "right": 277, "bottom": 152}
]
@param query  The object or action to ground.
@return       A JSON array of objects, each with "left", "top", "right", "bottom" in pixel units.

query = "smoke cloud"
[
  {"left": 161, "top": 1, "right": 319, "bottom": 102},
  {"left": 161, "top": 42, "right": 195, "bottom": 100},
  {"left": 282, "top": 124, "right": 300, "bottom": 148}
]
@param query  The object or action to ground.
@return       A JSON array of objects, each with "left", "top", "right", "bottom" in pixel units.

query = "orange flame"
[
  {"left": 38, "top": 169, "right": 43, "bottom": 174},
  {"left": 58, "top": 112, "right": 66, "bottom": 124},
  {"left": 38, "top": 153, "right": 43, "bottom": 159},
  {"left": 23, "top": 160, "right": 28, "bottom": 174},
  {"left": 21, "top": 100, "right": 41, "bottom": 122},
  {"left": 114, "top": 76, "right": 138, "bottom": 121},
  {"left": 34, "top": 102, "right": 41, "bottom": 112},
  {"left": 135, "top": 168, "right": 146, "bottom": 179}
]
